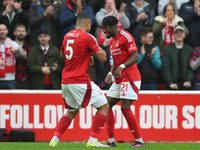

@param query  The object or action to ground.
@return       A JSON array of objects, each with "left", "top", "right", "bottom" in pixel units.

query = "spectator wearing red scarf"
[{"left": 153, "top": 3, "right": 189, "bottom": 53}]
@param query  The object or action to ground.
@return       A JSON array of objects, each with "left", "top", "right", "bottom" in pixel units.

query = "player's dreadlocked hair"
[{"left": 102, "top": 16, "right": 118, "bottom": 27}]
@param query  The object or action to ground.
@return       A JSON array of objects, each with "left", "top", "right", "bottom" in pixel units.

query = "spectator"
[
  {"left": 158, "top": 0, "right": 189, "bottom": 15},
  {"left": 179, "top": 0, "right": 200, "bottom": 48},
  {"left": 28, "top": 0, "right": 62, "bottom": 47},
  {"left": 16, "top": 0, "right": 33, "bottom": 12},
  {"left": 59, "top": 0, "right": 95, "bottom": 40},
  {"left": 95, "top": 0, "right": 130, "bottom": 88},
  {"left": 0, "top": 0, "right": 30, "bottom": 40},
  {"left": 27, "top": 30, "right": 63, "bottom": 90},
  {"left": 146, "top": 0, "right": 159, "bottom": 15},
  {"left": 85, "top": 0, "right": 105, "bottom": 14},
  {"left": 137, "top": 26, "right": 162, "bottom": 90},
  {"left": 0, "top": 24, "right": 23, "bottom": 89},
  {"left": 14, "top": 23, "right": 32, "bottom": 89},
  {"left": 153, "top": 3, "right": 189, "bottom": 52},
  {"left": 162, "top": 26, "right": 194, "bottom": 90},
  {"left": 95, "top": 0, "right": 130, "bottom": 46},
  {"left": 125, "top": 0, "right": 155, "bottom": 45},
  {"left": 190, "top": 46, "right": 200, "bottom": 90}
]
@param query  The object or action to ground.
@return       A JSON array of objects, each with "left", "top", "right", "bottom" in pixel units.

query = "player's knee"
[{"left": 100, "top": 103, "right": 110, "bottom": 114}]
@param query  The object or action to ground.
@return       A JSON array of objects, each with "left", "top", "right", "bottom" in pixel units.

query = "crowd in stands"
[{"left": 0, "top": 0, "right": 200, "bottom": 90}]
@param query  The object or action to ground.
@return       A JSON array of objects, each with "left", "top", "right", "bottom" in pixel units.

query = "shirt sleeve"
[
  {"left": 126, "top": 36, "right": 138, "bottom": 54},
  {"left": 87, "top": 33, "right": 101, "bottom": 53}
]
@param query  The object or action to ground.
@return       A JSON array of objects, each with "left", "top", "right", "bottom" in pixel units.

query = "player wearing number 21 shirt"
[
  {"left": 49, "top": 14, "right": 110, "bottom": 148},
  {"left": 102, "top": 16, "right": 145, "bottom": 147}
]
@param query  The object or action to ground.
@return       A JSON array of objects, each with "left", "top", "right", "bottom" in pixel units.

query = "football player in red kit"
[
  {"left": 102, "top": 15, "right": 146, "bottom": 147},
  {"left": 49, "top": 14, "right": 110, "bottom": 148}
]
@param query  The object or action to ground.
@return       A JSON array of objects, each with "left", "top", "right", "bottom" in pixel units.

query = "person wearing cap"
[
  {"left": 162, "top": 25, "right": 194, "bottom": 90},
  {"left": 102, "top": 15, "right": 145, "bottom": 147},
  {"left": 27, "top": 29, "right": 64, "bottom": 89}
]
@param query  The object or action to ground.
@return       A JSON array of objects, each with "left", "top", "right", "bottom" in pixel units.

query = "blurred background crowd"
[{"left": 0, "top": 0, "right": 200, "bottom": 90}]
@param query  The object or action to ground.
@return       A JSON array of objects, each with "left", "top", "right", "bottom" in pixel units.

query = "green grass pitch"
[{"left": 0, "top": 142, "right": 199, "bottom": 150}]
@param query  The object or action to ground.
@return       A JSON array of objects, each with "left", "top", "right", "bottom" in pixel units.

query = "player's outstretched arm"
[{"left": 94, "top": 49, "right": 107, "bottom": 62}]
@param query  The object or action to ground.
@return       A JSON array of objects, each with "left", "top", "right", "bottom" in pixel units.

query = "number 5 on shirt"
[{"left": 65, "top": 39, "right": 74, "bottom": 60}]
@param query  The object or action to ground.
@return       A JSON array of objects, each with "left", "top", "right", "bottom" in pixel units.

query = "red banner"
[{"left": 0, "top": 90, "right": 200, "bottom": 141}]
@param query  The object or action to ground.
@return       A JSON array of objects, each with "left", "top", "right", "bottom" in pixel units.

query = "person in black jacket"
[
  {"left": 0, "top": 0, "right": 30, "bottom": 40},
  {"left": 179, "top": 0, "right": 200, "bottom": 48},
  {"left": 137, "top": 26, "right": 162, "bottom": 90},
  {"left": 125, "top": 0, "right": 155, "bottom": 45}
]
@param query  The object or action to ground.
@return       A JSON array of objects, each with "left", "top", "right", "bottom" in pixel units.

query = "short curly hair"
[{"left": 102, "top": 15, "right": 118, "bottom": 27}]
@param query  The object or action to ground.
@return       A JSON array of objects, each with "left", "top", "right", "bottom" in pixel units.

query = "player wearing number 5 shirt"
[
  {"left": 102, "top": 16, "right": 146, "bottom": 147},
  {"left": 49, "top": 14, "right": 110, "bottom": 148}
]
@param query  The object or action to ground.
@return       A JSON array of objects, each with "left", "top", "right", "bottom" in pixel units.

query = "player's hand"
[
  {"left": 0, "top": 60, "right": 4, "bottom": 67},
  {"left": 89, "top": 56, "right": 94, "bottom": 66},
  {"left": 169, "top": 83, "right": 178, "bottom": 90},
  {"left": 105, "top": 74, "right": 112, "bottom": 85},
  {"left": 151, "top": 47, "right": 157, "bottom": 57},
  {"left": 183, "top": 82, "right": 191, "bottom": 88},
  {"left": 114, "top": 66, "right": 122, "bottom": 79},
  {"left": 42, "top": 66, "right": 51, "bottom": 74}
]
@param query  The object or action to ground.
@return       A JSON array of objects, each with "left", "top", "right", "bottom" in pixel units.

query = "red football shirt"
[
  {"left": 61, "top": 29, "right": 101, "bottom": 84},
  {"left": 109, "top": 30, "right": 141, "bottom": 84}
]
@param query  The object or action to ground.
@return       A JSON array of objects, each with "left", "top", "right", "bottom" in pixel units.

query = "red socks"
[
  {"left": 106, "top": 109, "right": 115, "bottom": 138},
  {"left": 121, "top": 107, "right": 141, "bottom": 139},
  {"left": 90, "top": 113, "right": 107, "bottom": 138},
  {"left": 54, "top": 116, "right": 72, "bottom": 138}
]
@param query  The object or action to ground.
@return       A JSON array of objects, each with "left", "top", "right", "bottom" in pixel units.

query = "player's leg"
[
  {"left": 49, "top": 109, "right": 79, "bottom": 147},
  {"left": 120, "top": 81, "right": 145, "bottom": 147},
  {"left": 49, "top": 84, "right": 79, "bottom": 147},
  {"left": 86, "top": 82, "right": 110, "bottom": 147},
  {"left": 121, "top": 100, "right": 145, "bottom": 147},
  {"left": 106, "top": 83, "right": 121, "bottom": 146},
  {"left": 106, "top": 97, "right": 120, "bottom": 146}
]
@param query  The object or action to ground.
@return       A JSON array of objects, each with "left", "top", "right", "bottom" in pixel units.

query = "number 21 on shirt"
[
  {"left": 65, "top": 39, "right": 74, "bottom": 60},
  {"left": 121, "top": 83, "right": 128, "bottom": 92}
]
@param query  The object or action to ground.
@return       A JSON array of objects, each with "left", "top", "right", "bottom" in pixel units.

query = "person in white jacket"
[{"left": 0, "top": 24, "right": 23, "bottom": 89}]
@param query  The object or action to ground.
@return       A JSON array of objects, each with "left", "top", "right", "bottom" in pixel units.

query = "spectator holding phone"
[{"left": 27, "top": 29, "right": 64, "bottom": 90}]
